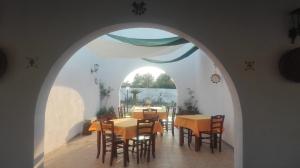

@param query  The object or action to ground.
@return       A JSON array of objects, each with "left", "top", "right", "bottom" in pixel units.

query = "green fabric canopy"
[
  {"left": 107, "top": 34, "right": 199, "bottom": 63},
  {"left": 142, "top": 46, "right": 198, "bottom": 63},
  {"left": 107, "top": 34, "right": 189, "bottom": 47}
]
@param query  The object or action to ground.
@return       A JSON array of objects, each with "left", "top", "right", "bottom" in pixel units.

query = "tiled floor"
[{"left": 45, "top": 130, "right": 233, "bottom": 168}]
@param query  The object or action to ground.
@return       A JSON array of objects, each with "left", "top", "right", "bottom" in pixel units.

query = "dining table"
[
  {"left": 89, "top": 117, "right": 163, "bottom": 159},
  {"left": 131, "top": 106, "right": 168, "bottom": 120},
  {"left": 174, "top": 114, "right": 211, "bottom": 151}
]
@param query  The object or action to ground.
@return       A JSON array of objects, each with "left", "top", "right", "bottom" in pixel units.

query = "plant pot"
[{"left": 82, "top": 120, "right": 92, "bottom": 135}]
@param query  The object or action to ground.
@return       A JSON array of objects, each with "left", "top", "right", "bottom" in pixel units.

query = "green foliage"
[
  {"left": 96, "top": 106, "right": 115, "bottom": 118},
  {"left": 131, "top": 73, "right": 154, "bottom": 88},
  {"left": 153, "top": 74, "right": 176, "bottom": 89},
  {"left": 121, "top": 73, "right": 176, "bottom": 89},
  {"left": 182, "top": 88, "right": 200, "bottom": 114},
  {"left": 96, "top": 107, "right": 108, "bottom": 117},
  {"left": 99, "top": 82, "right": 113, "bottom": 100},
  {"left": 131, "top": 89, "right": 142, "bottom": 105}
]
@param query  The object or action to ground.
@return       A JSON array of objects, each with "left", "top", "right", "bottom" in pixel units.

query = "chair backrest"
[
  {"left": 171, "top": 107, "right": 176, "bottom": 121},
  {"left": 142, "top": 108, "right": 149, "bottom": 113},
  {"left": 118, "top": 106, "right": 124, "bottom": 118},
  {"left": 136, "top": 119, "right": 155, "bottom": 138},
  {"left": 143, "top": 108, "right": 159, "bottom": 120},
  {"left": 150, "top": 108, "right": 157, "bottom": 113},
  {"left": 166, "top": 106, "right": 170, "bottom": 116},
  {"left": 210, "top": 115, "right": 225, "bottom": 133},
  {"left": 100, "top": 120, "right": 114, "bottom": 136}
]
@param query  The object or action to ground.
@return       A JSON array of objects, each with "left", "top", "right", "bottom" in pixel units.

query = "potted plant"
[
  {"left": 96, "top": 106, "right": 116, "bottom": 120},
  {"left": 179, "top": 88, "right": 200, "bottom": 115}
]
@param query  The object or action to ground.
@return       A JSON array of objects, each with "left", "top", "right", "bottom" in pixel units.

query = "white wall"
[
  {"left": 44, "top": 49, "right": 101, "bottom": 154},
  {"left": 78, "top": 46, "right": 235, "bottom": 146},
  {"left": 196, "top": 53, "right": 235, "bottom": 146}
]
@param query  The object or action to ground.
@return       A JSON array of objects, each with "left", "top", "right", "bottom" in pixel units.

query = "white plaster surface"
[{"left": 1, "top": 1, "right": 300, "bottom": 168}]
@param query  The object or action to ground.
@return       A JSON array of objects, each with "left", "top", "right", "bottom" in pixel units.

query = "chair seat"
[
  {"left": 131, "top": 135, "right": 151, "bottom": 141},
  {"left": 200, "top": 130, "right": 222, "bottom": 134}
]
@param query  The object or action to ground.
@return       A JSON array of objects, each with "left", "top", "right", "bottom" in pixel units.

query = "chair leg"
[
  {"left": 219, "top": 134, "right": 222, "bottom": 152},
  {"left": 97, "top": 131, "right": 101, "bottom": 158},
  {"left": 210, "top": 134, "right": 214, "bottom": 153},
  {"left": 102, "top": 138, "right": 106, "bottom": 163},
  {"left": 171, "top": 122, "right": 174, "bottom": 136},
  {"left": 152, "top": 135, "right": 156, "bottom": 158},
  {"left": 147, "top": 140, "right": 151, "bottom": 162},
  {"left": 199, "top": 133, "right": 202, "bottom": 151},
  {"left": 166, "top": 120, "right": 169, "bottom": 132},
  {"left": 137, "top": 141, "right": 139, "bottom": 164},
  {"left": 188, "top": 129, "right": 192, "bottom": 148},
  {"left": 132, "top": 140, "right": 135, "bottom": 154},
  {"left": 140, "top": 142, "right": 144, "bottom": 158},
  {"left": 110, "top": 141, "right": 114, "bottom": 166}
]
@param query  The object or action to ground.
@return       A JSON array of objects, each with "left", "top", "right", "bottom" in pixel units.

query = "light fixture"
[{"left": 289, "top": 8, "right": 300, "bottom": 44}]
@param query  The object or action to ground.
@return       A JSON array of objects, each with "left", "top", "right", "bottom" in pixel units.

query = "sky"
[{"left": 123, "top": 66, "right": 165, "bottom": 83}]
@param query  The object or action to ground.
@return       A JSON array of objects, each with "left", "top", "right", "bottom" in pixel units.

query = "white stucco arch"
[{"left": 34, "top": 22, "right": 243, "bottom": 168}]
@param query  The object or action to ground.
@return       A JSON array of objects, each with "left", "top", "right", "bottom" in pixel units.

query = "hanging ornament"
[{"left": 210, "top": 64, "right": 221, "bottom": 84}]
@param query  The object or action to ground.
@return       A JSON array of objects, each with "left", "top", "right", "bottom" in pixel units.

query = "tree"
[
  {"left": 130, "top": 89, "right": 142, "bottom": 105},
  {"left": 121, "top": 81, "right": 131, "bottom": 88},
  {"left": 131, "top": 73, "right": 154, "bottom": 88},
  {"left": 154, "top": 74, "right": 176, "bottom": 89},
  {"left": 142, "top": 73, "right": 154, "bottom": 88},
  {"left": 131, "top": 74, "right": 144, "bottom": 88}
]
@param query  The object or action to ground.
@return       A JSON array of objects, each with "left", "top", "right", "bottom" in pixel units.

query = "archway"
[
  {"left": 119, "top": 66, "right": 178, "bottom": 115},
  {"left": 34, "top": 23, "right": 243, "bottom": 168}
]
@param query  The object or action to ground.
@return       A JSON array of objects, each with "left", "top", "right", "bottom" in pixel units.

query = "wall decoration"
[
  {"left": 210, "top": 64, "right": 221, "bottom": 84},
  {"left": 90, "top": 64, "right": 99, "bottom": 74},
  {"left": 132, "top": 1, "right": 146, "bottom": 15},
  {"left": 211, "top": 74, "right": 221, "bottom": 84},
  {"left": 0, "top": 49, "right": 7, "bottom": 78},
  {"left": 244, "top": 60, "right": 255, "bottom": 71},
  {"left": 26, "top": 57, "right": 39, "bottom": 69},
  {"left": 279, "top": 47, "right": 300, "bottom": 82},
  {"left": 288, "top": 8, "right": 300, "bottom": 44}
]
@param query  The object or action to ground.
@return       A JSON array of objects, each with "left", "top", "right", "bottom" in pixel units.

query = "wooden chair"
[
  {"left": 161, "top": 106, "right": 176, "bottom": 136},
  {"left": 100, "top": 120, "right": 129, "bottom": 166},
  {"left": 118, "top": 106, "right": 125, "bottom": 118},
  {"left": 143, "top": 109, "right": 159, "bottom": 121},
  {"left": 199, "top": 115, "right": 225, "bottom": 153},
  {"left": 130, "top": 119, "right": 155, "bottom": 164}
]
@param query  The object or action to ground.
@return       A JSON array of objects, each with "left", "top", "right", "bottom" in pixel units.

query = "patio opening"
[{"left": 35, "top": 24, "right": 242, "bottom": 168}]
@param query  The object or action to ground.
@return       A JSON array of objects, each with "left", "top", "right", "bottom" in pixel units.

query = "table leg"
[
  {"left": 124, "top": 139, "right": 129, "bottom": 167},
  {"left": 97, "top": 131, "right": 101, "bottom": 158},
  {"left": 195, "top": 135, "right": 199, "bottom": 151},
  {"left": 179, "top": 127, "right": 184, "bottom": 146}
]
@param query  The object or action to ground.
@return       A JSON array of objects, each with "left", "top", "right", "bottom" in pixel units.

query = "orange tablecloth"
[
  {"left": 89, "top": 118, "right": 163, "bottom": 139},
  {"left": 132, "top": 111, "right": 168, "bottom": 120},
  {"left": 174, "top": 115, "right": 211, "bottom": 137}
]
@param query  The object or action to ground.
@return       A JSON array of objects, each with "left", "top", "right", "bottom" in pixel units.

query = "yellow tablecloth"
[
  {"left": 131, "top": 106, "right": 167, "bottom": 120},
  {"left": 89, "top": 118, "right": 163, "bottom": 139},
  {"left": 174, "top": 115, "right": 211, "bottom": 137},
  {"left": 132, "top": 111, "right": 168, "bottom": 120}
]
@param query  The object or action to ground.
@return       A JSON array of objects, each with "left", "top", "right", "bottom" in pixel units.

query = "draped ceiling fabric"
[{"left": 86, "top": 34, "right": 199, "bottom": 63}]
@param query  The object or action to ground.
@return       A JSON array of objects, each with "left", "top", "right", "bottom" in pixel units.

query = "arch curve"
[{"left": 34, "top": 22, "right": 243, "bottom": 168}]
